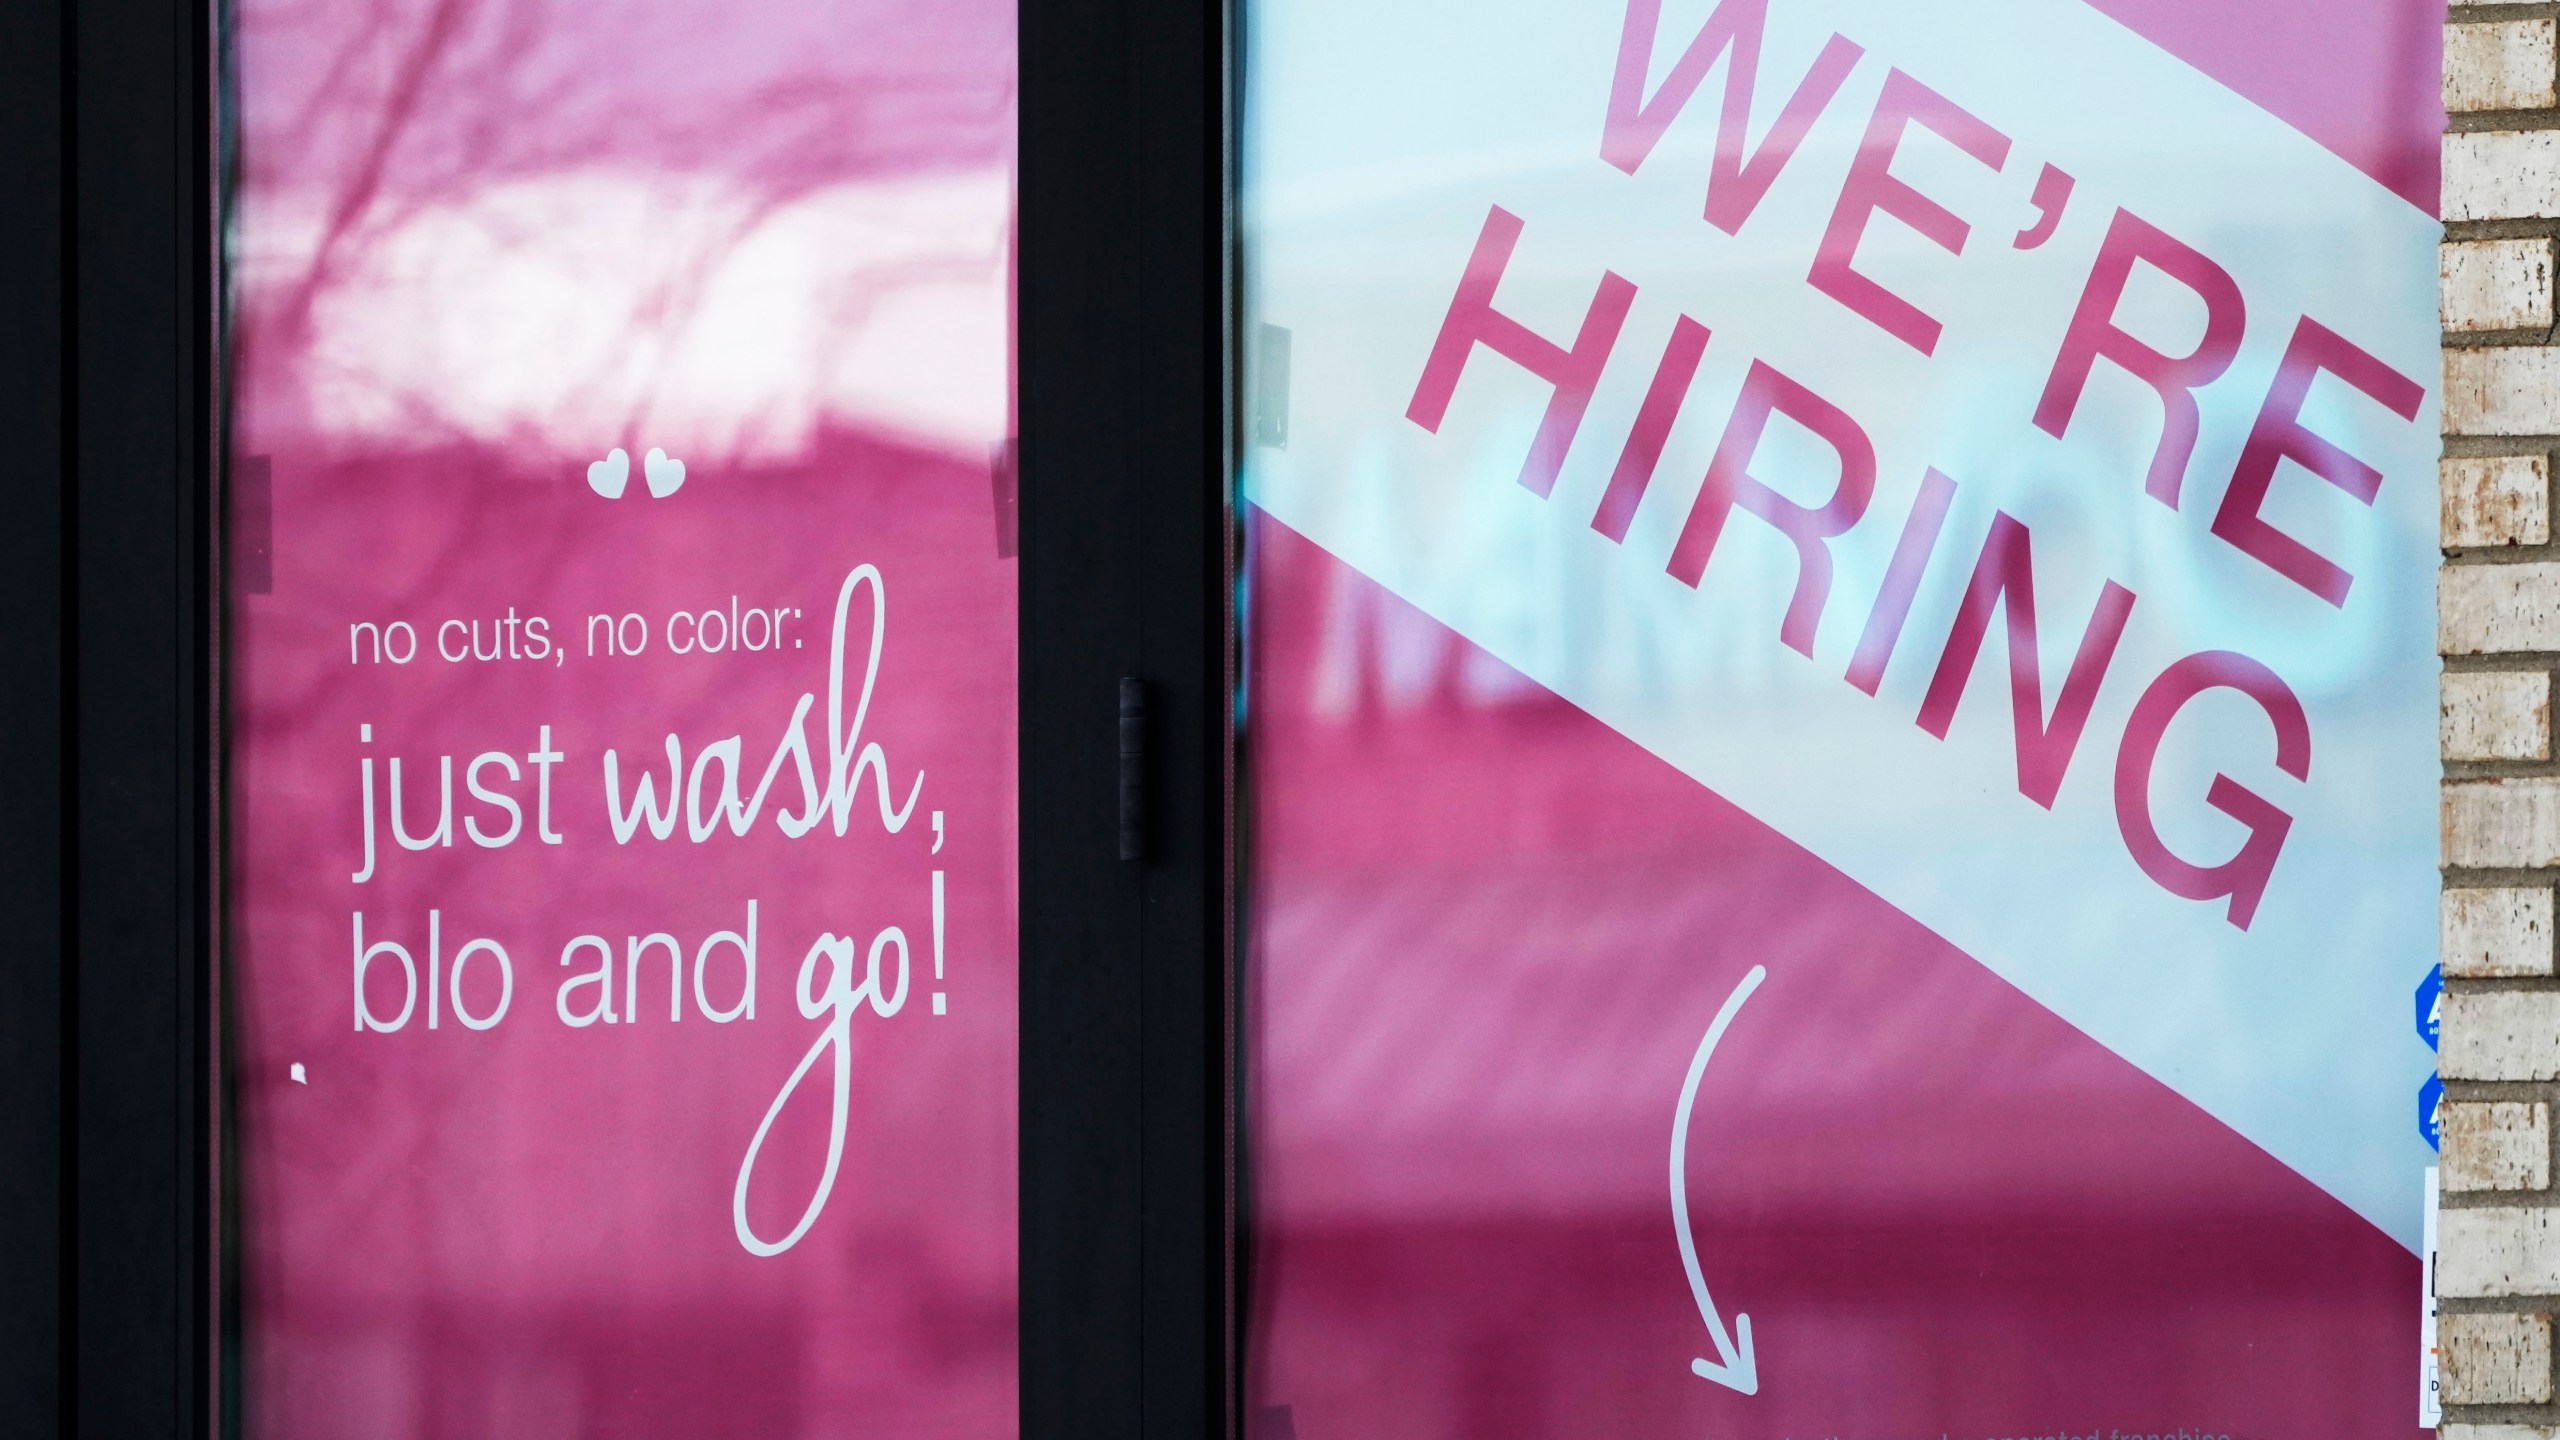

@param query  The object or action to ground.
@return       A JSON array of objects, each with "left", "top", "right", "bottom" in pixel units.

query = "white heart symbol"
[
  {"left": 587, "top": 447, "right": 630, "bottom": 498},
  {"left": 644, "top": 447, "right": 687, "bottom": 498}
]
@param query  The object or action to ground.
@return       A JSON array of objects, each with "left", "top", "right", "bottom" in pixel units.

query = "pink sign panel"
[
  {"left": 1241, "top": 0, "right": 2439, "bottom": 1435},
  {"left": 220, "top": 1, "right": 1018, "bottom": 1435}
]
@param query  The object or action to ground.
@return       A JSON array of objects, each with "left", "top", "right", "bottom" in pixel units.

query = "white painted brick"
[
  {"left": 2443, "top": 1311, "right": 2556, "bottom": 1403},
  {"left": 2443, "top": 564, "right": 2560, "bottom": 654},
  {"left": 2447, "top": 239, "right": 2558, "bottom": 332},
  {"left": 2448, "top": 20, "right": 2560, "bottom": 113},
  {"left": 2447, "top": 346, "right": 2560, "bottom": 434},
  {"left": 2441, "top": 1207, "right": 2560, "bottom": 1296},
  {"left": 2446, "top": 670, "right": 2554, "bottom": 760},
  {"left": 2447, "top": 1101, "right": 2553, "bottom": 1192},
  {"left": 2444, "top": 455, "right": 2552, "bottom": 548},
  {"left": 2447, "top": 131, "right": 2560, "bottom": 221},
  {"left": 2445, "top": 1427, "right": 2560, "bottom": 1440},
  {"left": 2442, "top": 990, "right": 2560, "bottom": 1081},
  {"left": 2446, "top": 887, "right": 2558, "bottom": 978},
  {"left": 2446, "top": 779, "right": 2560, "bottom": 868}
]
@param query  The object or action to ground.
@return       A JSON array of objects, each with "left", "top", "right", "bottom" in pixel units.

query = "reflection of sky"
[
  {"left": 236, "top": 173, "right": 1010, "bottom": 461},
  {"left": 229, "top": 0, "right": 1013, "bottom": 469},
  {"left": 223, "top": 0, "right": 1020, "bottom": 1434},
  {"left": 1240, "top": 0, "right": 2438, "bottom": 1247}
]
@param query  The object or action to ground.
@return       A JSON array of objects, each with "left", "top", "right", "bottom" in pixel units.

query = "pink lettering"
[
  {"left": 1916, "top": 513, "right": 2137, "bottom": 808},
  {"left": 1406, "top": 205, "right": 1638, "bottom": 498},
  {"left": 1667, "top": 361, "right": 1877, "bottom": 656},
  {"left": 1601, "top": 0, "right": 1864, "bottom": 234},
  {"left": 2012, "top": 163, "right": 2074, "bottom": 251},
  {"left": 2032, "top": 209, "right": 2247, "bottom": 509},
  {"left": 2209, "top": 317, "right": 2424, "bottom": 606},
  {"left": 1808, "top": 68, "right": 2012, "bottom": 355},
  {"left": 1845, "top": 467, "right": 1958, "bottom": 695},
  {"left": 2112, "top": 651, "right": 2310, "bottom": 931},
  {"left": 1593, "top": 315, "right": 1713, "bottom": 542}
]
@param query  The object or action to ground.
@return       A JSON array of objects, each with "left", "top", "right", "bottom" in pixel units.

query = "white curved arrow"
[{"left": 1672, "top": 963, "right": 1765, "bottom": 1395}]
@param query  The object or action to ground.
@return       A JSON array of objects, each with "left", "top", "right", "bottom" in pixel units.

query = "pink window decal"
[{"left": 219, "top": 1, "right": 1020, "bottom": 1434}]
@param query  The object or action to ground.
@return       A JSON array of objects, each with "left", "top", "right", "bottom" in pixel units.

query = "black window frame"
[{"left": 0, "top": 0, "right": 1240, "bottom": 1434}]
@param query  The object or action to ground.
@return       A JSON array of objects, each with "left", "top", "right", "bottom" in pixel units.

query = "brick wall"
[{"left": 2444, "top": 9, "right": 2560, "bottom": 1435}]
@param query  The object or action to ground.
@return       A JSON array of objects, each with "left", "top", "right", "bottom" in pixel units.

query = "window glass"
[
  {"left": 1238, "top": 1, "right": 2440, "bottom": 1432},
  {"left": 219, "top": 2, "right": 1018, "bottom": 1433}
]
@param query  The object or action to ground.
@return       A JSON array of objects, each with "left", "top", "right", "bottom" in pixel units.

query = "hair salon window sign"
[{"left": 221, "top": 0, "right": 1018, "bottom": 1434}]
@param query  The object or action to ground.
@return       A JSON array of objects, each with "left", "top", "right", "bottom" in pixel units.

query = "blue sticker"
[
  {"left": 2417, "top": 965, "right": 2442, "bottom": 1051},
  {"left": 2420, "top": 1073, "right": 2444, "bottom": 1152}
]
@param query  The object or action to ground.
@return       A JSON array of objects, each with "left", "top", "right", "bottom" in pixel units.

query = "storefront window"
[
  {"left": 218, "top": 1, "right": 1018, "bottom": 1432},
  {"left": 1238, "top": 0, "right": 2440, "bottom": 1432}
]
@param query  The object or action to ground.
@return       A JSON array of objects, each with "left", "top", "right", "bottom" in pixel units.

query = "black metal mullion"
[
  {"left": 0, "top": 0, "right": 70, "bottom": 1427},
  {"left": 68, "top": 0, "right": 214, "bottom": 1431},
  {"left": 1018, "top": 0, "right": 1231, "bottom": 1432}
]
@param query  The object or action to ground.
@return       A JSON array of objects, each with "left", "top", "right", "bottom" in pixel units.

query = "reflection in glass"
[{"left": 220, "top": 1, "right": 1020, "bottom": 1434}]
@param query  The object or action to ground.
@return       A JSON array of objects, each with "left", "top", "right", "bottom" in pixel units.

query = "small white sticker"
[{"left": 2422, "top": 1166, "right": 2439, "bottom": 1429}]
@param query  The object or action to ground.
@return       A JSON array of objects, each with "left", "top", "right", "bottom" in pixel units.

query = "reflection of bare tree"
[
  {"left": 233, "top": 0, "right": 1015, "bottom": 456},
  {"left": 220, "top": 0, "right": 1022, "bottom": 1375},
  {"left": 262, "top": 0, "right": 478, "bottom": 349},
  {"left": 224, "top": 0, "right": 1017, "bottom": 723}
]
